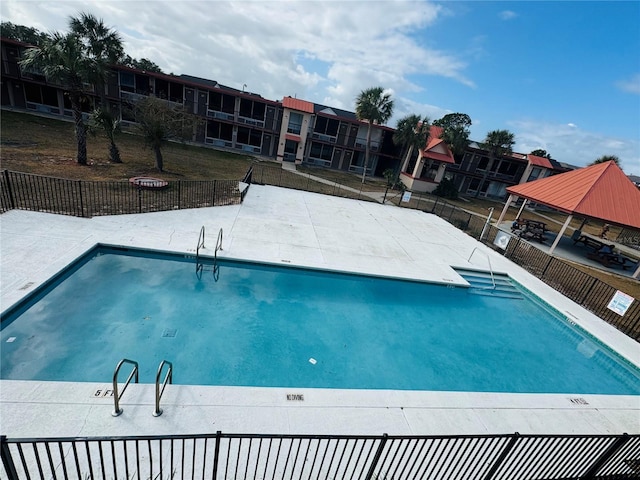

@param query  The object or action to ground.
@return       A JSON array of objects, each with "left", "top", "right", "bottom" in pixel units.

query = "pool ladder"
[
  {"left": 111, "top": 359, "right": 173, "bottom": 417},
  {"left": 195, "top": 226, "right": 223, "bottom": 280},
  {"left": 467, "top": 247, "right": 496, "bottom": 290}
]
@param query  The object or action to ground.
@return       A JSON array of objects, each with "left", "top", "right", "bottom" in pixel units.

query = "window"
[
  {"left": 527, "top": 167, "right": 542, "bottom": 182},
  {"left": 119, "top": 71, "right": 135, "bottom": 93},
  {"left": 237, "top": 127, "right": 262, "bottom": 147},
  {"left": 477, "top": 156, "right": 489, "bottom": 171},
  {"left": 309, "top": 142, "right": 333, "bottom": 161},
  {"left": 209, "top": 92, "right": 235, "bottom": 113},
  {"left": 284, "top": 139, "right": 297, "bottom": 155},
  {"left": 314, "top": 116, "right": 339, "bottom": 136},
  {"left": 287, "top": 112, "right": 303, "bottom": 135},
  {"left": 207, "top": 120, "right": 233, "bottom": 141}
]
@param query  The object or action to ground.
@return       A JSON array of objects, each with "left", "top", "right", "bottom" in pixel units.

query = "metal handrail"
[
  {"left": 152, "top": 360, "right": 173, "bottom": 417},
  {"left": 195, "top": 225, "right": 206, "bottom": 275},
  {"left": 112, "top": 359, "right": 139, "bottom": 417},
  {"left": 213, "top": 227, "right": 223, "bottom": 280},
  {"left": 467, "top": 247, "right": 496, "bottom": 289}
]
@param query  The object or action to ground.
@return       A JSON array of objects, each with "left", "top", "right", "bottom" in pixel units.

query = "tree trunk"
[
  {"left": 109, "top": 139, "right": 122, "bottom": 163},
  {"left": 361, "top": 121, "right": 372, "bottom": 184},
  {"left": 154, "top": 144, "right": 164, "bottom": 172},
  {"left": 70, "top": 94, "right": 88, "bottom": 165}
]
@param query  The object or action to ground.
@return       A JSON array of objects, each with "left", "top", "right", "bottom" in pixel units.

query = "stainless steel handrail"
[
  {"left": 196, "top": 225, "right": 206, "bottom": 274},
  {"left": 467, "top": 247, "right": 496, "bottom": 289},
  {"left": 112, "top": 359, "right": 139, "bottom": 417},
  {"left": 152, "top": 360, "right": 173, "bottom": 417}
]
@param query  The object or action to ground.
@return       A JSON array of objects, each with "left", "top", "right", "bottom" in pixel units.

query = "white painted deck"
[{"left": 1, "top": 185, "right": 639, "bottom": 437}]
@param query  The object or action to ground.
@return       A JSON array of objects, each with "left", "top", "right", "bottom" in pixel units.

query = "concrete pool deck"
[{"left": 1, "top": 185, "right": 639, "bottom": 437}]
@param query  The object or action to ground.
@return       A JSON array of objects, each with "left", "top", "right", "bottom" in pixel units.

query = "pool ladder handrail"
[
  {"left": 467, "top": 247, "right": 497, "bottom": 290},
  {"left": 196, "top": 225, "right": 206, "bottom": 275},
  {"left": 153, "top": 360, "right": 173, "bottom": 417},
  {"left": 195, "top": 226, "right": 223, "bottom": 279},
  {"left": 112, "top": 358, "right": 139, "bottom": 417}
]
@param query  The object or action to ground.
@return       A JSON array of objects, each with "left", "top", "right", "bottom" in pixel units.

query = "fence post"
[
  {"left": 177, "top": 181, "right": 181, "bottom": 210},
  {"left": 416, "top": 194, "right": 422, "bottom": 211},
  {"left": 540, "top": 256, "right": 554, "bottom": 278},
  {"left": 211, "top": 431, "right": 222, "bottom": 479},
  {"left": 364, "top": 434, "right": 388, "bottom": 480},
  {"left": 213, "top": 180, "right": 217, "bottom": 207},
  {"left": 279, "top": 168, "right": 283, "bottom": 187},
  {"left": 0, "top": 436, "right": 19, "bottom": 480},
  {"left": 482, "top": 433, "right": 520, "bottom": 480},
  {"left": 77, "top": 180, "right": 85, "bottom": 217},
  {"left": 261, "top": 166, "right": 264, "bottom": 185},
  {"left": 583, "top": 434, "right": 630, "bottom": 480},
  {"left": 137, "top": 186, "right": 142, "bottom": 214},
  {"left": 579, "top": 277, "right": 599, "bottom": 305},
  {"left": 3, "top": 170, "right": 16, "bottom": 210}
]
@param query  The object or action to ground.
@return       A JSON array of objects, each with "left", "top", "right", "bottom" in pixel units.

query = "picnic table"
[
  {"left": 511, "top": 219, "right": 549, "bottom": 243},
  {"left": 572, "top": 232, "right": 638, "bottom": 270}
]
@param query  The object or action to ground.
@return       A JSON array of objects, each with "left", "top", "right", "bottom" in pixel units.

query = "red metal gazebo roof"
[{"left": 507, "top": 161, "right": 640, "bottom": 229}]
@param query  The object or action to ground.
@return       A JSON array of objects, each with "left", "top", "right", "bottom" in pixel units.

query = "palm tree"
[
  {"left": 477, "top": 129, "right": 515, "bottom": 198},
  {"left": 393, "top": 114, "right": 431, "bottom": 174},
  {"left": 19, "top": 14, "right": 123, "bottom": 165},
  {"left": 70, "top": 13, "right": 123, "bottom": 108},
  {"left": 355, "top": 87, "right": 394, "bottom": 183},
  {"left": 88, "top": 108, "right": 122, "bottom": 163},
  {"left": 590, "top": 155, "right": 620, "bottom": 166},
  {"left": 433, "top": 113, "right": 472, "bottom": 162}
]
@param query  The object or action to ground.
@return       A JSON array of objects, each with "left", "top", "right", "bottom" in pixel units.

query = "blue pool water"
[{"left": 1, "top": 247, "right": 639, "bottom": 395}]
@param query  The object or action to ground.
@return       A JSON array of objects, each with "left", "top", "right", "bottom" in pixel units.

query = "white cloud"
[
  {"left": 0, "top": 0, "right": 476, "bottom": 124},
  {"left": 499, "top": 10, "right": 518, "bottom": 20},
  {"left": 616, "top": 73, "right": 640, "bottom": 95},
  {"left": 509, "top": 119, "right": 640, "bottom": 174}
]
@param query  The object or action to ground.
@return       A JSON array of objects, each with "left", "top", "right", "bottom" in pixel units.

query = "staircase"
[{"left": 455, "top": 268, "right": 524, "bottom": 300}]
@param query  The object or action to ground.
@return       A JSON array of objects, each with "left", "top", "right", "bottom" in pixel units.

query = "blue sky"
[{"left": 1, "top": 0, "right": 639, "bottom": 173}]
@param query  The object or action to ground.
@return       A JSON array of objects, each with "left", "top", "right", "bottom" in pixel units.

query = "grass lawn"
[{"left": 2, "top": 109, "right": 637, "bottom": 298}]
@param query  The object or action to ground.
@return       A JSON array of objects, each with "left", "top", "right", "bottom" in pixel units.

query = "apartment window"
[
  {"left": 119, "top": 71, "right": 135, "bottom": 92},
  {"left": 209, "top": 92, "right": 235, "bottom": 114},
  {"left": 287, "top": 112, "right": 303, "bottom": 135},
  {"left": 169, "top": 83, "right": 184, "bottom": 103},
  {"left": 498, "top": 161, "right": 519, "bottom": 177},
  {"left": 477, "top": 156, "right": 489, "bottom": 171},
  {"left": 207, "top": 120, "right": 233, "bottom": 141},
  {"left": 309, "top": 142, "right": 333, "bottom": 161},
  {"left": 527, "top": 167, "right": 542, "bottom": 182},
  {"left": 314, "top": 116, "right": 339, "bottom": 136},
  {"left": 284, "top": 139, "right": 297, "bottom": 154},
  {"left": 237, "top": 126, "right": 262, "bottom": 147}
]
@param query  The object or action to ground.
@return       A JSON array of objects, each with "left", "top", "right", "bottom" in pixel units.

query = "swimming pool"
[{"left": 1, "top": 246, "right": 639, "bottom": 395}]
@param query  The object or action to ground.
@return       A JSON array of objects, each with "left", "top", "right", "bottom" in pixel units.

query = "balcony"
[
  {"left": 207, "top": 110, "right": 234, "bottom": 121},
  {"left": 311, "top": 132, "right": 337, "bottom": 143},
  {"left": 237, "top": 116, "right": 265, "bottom": 128},
  {"left": 120, "top": 91, "right": 148, "bottom": 103}
]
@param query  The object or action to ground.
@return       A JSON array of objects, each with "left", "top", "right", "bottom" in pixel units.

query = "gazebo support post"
[
  {"left": 495, "top": 194, "right": 514, "bottom": 227},
  {"left": 633, "top": 264, "right": 639, "bottom": 279},
  {"left": 516, "top": 199, "right": 528, "bottom": 219},
  {"left": 549, "top": 214, "right": 573, "bottom": 255}
]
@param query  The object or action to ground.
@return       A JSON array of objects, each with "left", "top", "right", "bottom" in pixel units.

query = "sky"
[{"left": 2, "top": 0, "right": 639, "bottom": 174}]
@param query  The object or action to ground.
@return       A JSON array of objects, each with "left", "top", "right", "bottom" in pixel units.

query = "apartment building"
[{"left": 1, "top": 36, "right": 568, "bottom": 199}]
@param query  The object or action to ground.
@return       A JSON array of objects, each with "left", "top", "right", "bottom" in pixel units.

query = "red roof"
[
  {"left": 527, "top": 154, "right": 554, "bottom": 169},
  {"left": 419, "top": 126, "right": 454, "bottom": 164},
  {"left": 507, "top": 161, "right": 640, "bottom": 229},
  {"left": 282, "top": 97, "right": 314, "bottom": 113}
]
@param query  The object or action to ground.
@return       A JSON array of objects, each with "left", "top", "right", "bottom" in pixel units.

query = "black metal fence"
[
  {"left": 0, "top": 170, "right": 246, "bottom": 217},
  {"left": 2, "top": 432, "right": 639, "bottom": 480},
  {"left": 251, "top": 163, "right": 366, "bottom": 201}
]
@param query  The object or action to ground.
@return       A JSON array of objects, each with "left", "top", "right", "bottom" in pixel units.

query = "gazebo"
[{"left": 495, "top": 161, "right": 640, "bottom": 278}]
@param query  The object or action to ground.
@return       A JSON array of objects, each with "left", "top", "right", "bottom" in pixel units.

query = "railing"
[
  {"left": 2, "top": 432, "right": 638, "bottom": 480},
  {"left": 111, "top": 359, "right": 139, "bottom": 417},
  {"left": 196, "top": 225, "right": 206, "bottom": 276},
  {"left": 152, "top": 360, "right": 173, "bottom": 417},
  {"left": 467, "top": 247, "right": 497, "bottom": 289},
  {"left": 0, "top": 170, "right": 245, "bottom": 217}
]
